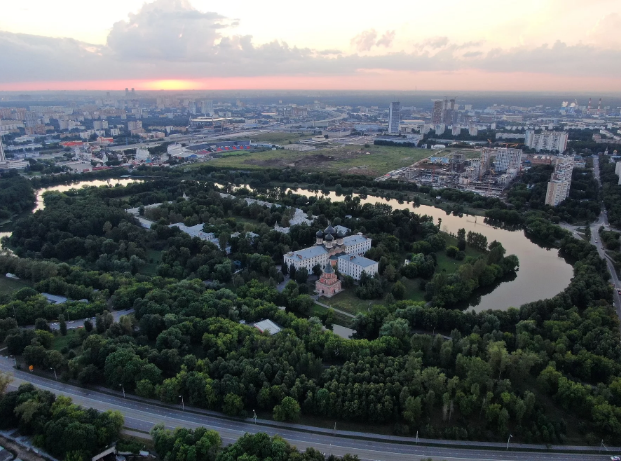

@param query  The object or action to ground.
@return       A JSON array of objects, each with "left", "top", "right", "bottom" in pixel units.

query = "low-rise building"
[
  {"left": 283, "top": 226, "right": 372, "bottom": 271},
  {"left": 315, "top": 263, "right": 342, "bottom": 297},
  {"left": 337, "top": 254, "right": 379, "bottom": 280}
]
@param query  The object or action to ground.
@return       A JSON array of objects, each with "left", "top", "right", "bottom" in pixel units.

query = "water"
[
  {"left": 0, "top": 179, "right": 142, "bottom": 249},
  {"left": 259, "top": 186, "right": 573, "bottom": 312},
  {"left": 33, "top": 178, "right": 142, "bottom": 212}
]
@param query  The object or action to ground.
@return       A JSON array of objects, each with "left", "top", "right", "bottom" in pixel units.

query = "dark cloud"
[{"left": 0, "top": 0, "right": 620, "bottom": 84}]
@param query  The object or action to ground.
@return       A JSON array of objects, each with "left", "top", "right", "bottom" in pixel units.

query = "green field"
[
  {"left": 0, "top": 276, "right": 32, "bottom": 295},
  {"left": 208, "top": 144, "right": 431, "bottom": 176},
  {"left": 52, "top": 329, "right": 78, "bottom": 351}
]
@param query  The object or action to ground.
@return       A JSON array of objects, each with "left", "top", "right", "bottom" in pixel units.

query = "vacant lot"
[{"left": 209, "top": 144, "right": 430, "bottom": 176}]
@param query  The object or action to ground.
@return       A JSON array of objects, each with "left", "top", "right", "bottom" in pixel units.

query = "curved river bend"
[{"left": 267, "top": 187, "right": 573, "bottom": 313}]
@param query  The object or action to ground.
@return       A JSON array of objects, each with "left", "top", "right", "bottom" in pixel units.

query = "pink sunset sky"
[{"left": 1, "top": 0, "right": 620, "bottom": 92}]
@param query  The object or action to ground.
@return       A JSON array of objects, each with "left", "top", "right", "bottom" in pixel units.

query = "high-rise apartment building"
[
  {"left": 202, "top": 100, "right": 214, "bottom": 116},
  {"left": 525, "top": 130, "right": 569, "bottom": 153},
  {"left": 0, "top": 137, "right": 6, "bottom": 163},
  {"left": 388, "top": 102, "right": 401, "bottom": 134},
  {"left": 432, "top": 98, "right": 456, "bottom": 125},
  {"left": 545, "top": 156, "right": 574, "bottom": 206},
  {"left": 486, "top": 147, "right": 523, "bottom": 172},
  {"left": 432, "top": 100, "right": 444, "bottom": 124}
]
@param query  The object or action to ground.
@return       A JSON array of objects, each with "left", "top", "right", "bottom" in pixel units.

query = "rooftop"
[
  {"left": 253, "top": 319, "right": 281, "bottom": 335},
  {"left": 342, "top": 234, "right": 369, "bottom": 246},
  {"left": 338, "top": 254, "right": 377, "bottom": 268},
  {"left": 287, "top": 245, "right": 328, "bottom": 260}
]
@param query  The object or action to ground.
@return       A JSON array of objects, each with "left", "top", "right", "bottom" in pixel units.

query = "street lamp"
[
  {"left": 506, "top": 434, "right": 513, "bottom": 450},
  {"left": 253, "top": 409, "right": 257, "bottom": 424},
  {"left": 179, "top": 395, "right": 185, "bottom": 411},
  {"left": 119, "top": 384, "right": 125, "bottom": 398},
  {"left": 50, "top": 367, "right": 57, "bottom": 380}
]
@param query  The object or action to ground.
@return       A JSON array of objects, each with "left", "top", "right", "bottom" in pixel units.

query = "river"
[{"left": 253, "top": 186, "right": 573, "bottom": 313}]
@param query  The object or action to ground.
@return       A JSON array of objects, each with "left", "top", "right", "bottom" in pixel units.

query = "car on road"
[
  {"left": 609, "top": 456, "right": 620, "bottom": 461},
  {"left": 617, "top": 289, "right": 621, "bottom": 295}
]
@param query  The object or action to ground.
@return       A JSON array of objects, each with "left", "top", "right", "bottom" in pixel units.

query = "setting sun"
[{"left": 143, "top": 79, "right": 198, "bottom": 90}]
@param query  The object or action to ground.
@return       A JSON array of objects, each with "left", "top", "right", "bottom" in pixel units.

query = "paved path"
[
  {"left": 1, "top": 358, "right": 618, "bottom": 461},
  {"left": 313, "top": 299, "right": 355, "bottom": 319}
]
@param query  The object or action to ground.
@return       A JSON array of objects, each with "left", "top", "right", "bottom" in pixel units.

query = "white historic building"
[
  {"left": 283, "top": 225, "right": 372, "bottom": 271},
  {"left": 337, "top": 254, "right": 379, "bottom": 280}
]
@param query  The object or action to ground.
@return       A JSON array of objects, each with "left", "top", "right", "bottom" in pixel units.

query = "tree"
[
  {"left": 0, "top": 371, "right": 12, "bottom": 396},
  {"left": 222, "top": 393, "right": 244, "bottom": 416},
  {"left": 59, "top": 314, "right": 67, "bottom": 336},
  {"left": 403, "top": 396, "right": 422, "bottom": 426},
  {"left": 218, "top": 232, "right": 229, "bottom": 251},
  {"left": 273, "top": 396, "right": 301, "bottom": 422},
  {"left": 392, "top": 281, "right": 406, "bottom": 300},
  {"left": 295, "top": 267, "right": 309, "bottom": 284},
  {"left": 35, "top": 318, "right": 49, "bottom": 331},
  {"left": 281, "top": 263, "right": 288, "bottom": 276},
  {"left": 289, "top": 264, "right": 297, "bottom": 281},
  {"left": 84, "top": 319, "right": 93, "bottom": 332},
  {"left": 312, "top": 264, "right": 322, "bottom": 277}
]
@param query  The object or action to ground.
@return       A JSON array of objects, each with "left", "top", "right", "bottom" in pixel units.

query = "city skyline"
[{"left": 1, "top": 0, "right": 621, "bottom": 92}]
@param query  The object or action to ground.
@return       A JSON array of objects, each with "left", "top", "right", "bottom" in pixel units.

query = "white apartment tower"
[
  {"left": 545, "top": 156, "right": 574, "bottom": 206},
  {"left": 487, "top": 147, "right": 523, "bottom": 172},
  {"left": 525, "top": 130, "right": 569, "bottom": 153},
  {"left": 388, "top": 102, "right": 401, "bottom": 134},
  {"left": 0, "top": 137, "right": 5, "bottom": 163}
]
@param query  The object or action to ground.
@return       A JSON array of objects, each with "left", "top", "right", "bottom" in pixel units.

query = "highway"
[{"left": 0, "top": 358, "right": 616, "bottom": 461}]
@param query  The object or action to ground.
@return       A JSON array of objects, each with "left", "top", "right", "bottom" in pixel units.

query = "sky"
[{"left": 1, "top": 0, "right": 620, "bottom": 92}]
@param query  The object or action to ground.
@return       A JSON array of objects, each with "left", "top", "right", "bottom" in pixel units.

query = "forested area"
[
  {"left": 0, "top": 171, "right": 619, "bottom": 447},
  {"left": 0, "top": 379, "right": 123, "bottom": 460},
  {"left": 503, "top": 164, "right": 600, "bottom": 224},
  {"left": 152, "top": 428, "right": 360, "bottom": 461},
  {"left": 0, "top": 171, "right": 36, "bottom": 219},
  {"left": 600, "top": 155, "right": 621, "bottom": 228}
]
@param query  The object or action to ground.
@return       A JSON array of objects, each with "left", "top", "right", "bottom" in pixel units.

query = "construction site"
[{"left": 401, "top": 147, "right": 524, "bottom": 197}]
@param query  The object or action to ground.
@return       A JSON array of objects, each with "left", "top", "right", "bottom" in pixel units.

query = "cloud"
[
  {"left": 351, "top": 29, "right": 379, "bottom": 52},
  {"left": 0, "top": 0, "right": 620, "bottom": 85},
  {"left": 587, "top": 13, "right": 621, "bottom": 49},
  {"left": 350, "top": 29, "right": 396, "bottom": 52},
  {"left": 106, "top": 0, "right": 233, "bottom": 60},
  {"left": 376, "top": 30, "right": 396, "bottom": 48}
]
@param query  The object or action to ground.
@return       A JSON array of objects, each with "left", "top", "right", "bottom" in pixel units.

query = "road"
[
  {"left": 0, "top": 358, "right": 616, "bottom": 461},
  {"left": 560, "top": 156, "right": 621, "bottom": 320}
]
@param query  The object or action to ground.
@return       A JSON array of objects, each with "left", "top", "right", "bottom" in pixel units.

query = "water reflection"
[{"left": 34, "top": 178, "right": 141, "bottom": 212}]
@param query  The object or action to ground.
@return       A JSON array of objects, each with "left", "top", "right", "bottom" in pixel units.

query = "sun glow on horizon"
[{"left": 143, "top": 79, "right": 199, "bottom": 90}]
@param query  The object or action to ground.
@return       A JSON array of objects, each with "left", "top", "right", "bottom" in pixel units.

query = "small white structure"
[
  {"left": 337, "top": 254, "right": 379, "bottom": 280},
  {"left": 253, "top": 319, "right": 281, "bottom": 335}
]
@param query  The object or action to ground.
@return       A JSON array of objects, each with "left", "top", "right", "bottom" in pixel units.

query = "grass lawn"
[
  {"left": 208, "top": 144, "right": 431, "bottom": 176},
  {"left": 320, "top": 289, "right": 381, "bottom": 315},
  {"left": 311, "top": 303, "right": 352, "bottom": 327},
  {"left": 52, "top": 329, "right": 78, "bottom": 351},
  {"left": 0, "top": 276, "right": 32, "bottom": 295}
]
